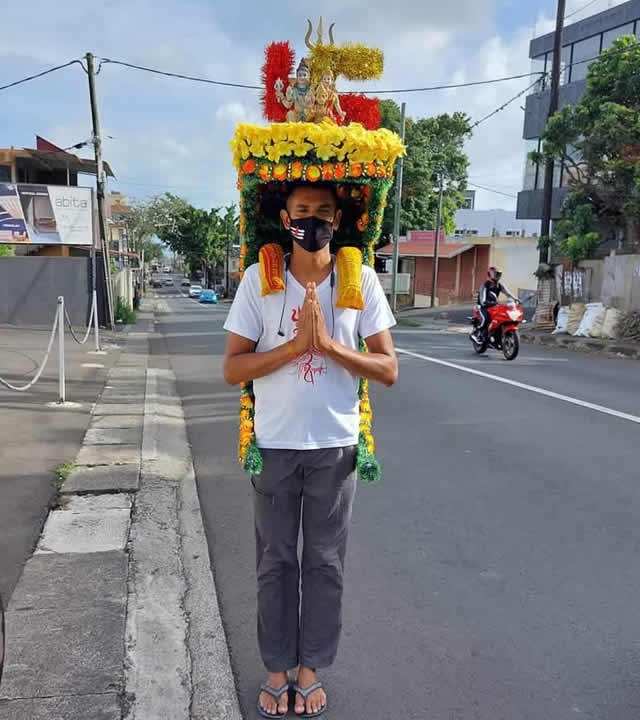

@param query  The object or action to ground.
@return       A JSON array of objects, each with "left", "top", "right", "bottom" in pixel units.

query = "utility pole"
[
  {"left": 430, "top": 173, "right": 445, "bottom": 309},
  {"left": 391, "top": 102, "right": 406, "bottom": 313},
  {"left": 86, "top": 52, "right": 114, "bottom": 329},
  {"left": 539, "top": 0, "right": 567, "bottom": 262}
]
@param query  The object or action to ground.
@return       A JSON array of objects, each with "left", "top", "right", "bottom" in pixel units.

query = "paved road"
[
  {"left": 153, "top": 286, "right": 640, "bottom": 720},
  {"left": 0, "top": 323, "right": 120, "bottom": 607}
]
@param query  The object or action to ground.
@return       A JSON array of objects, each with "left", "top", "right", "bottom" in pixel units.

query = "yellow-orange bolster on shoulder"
[
  {"left": 335, "top": 246, "right": 364, "bottom": 310},
  {"left": 259, "top": 243, "right": 286, "bottom": 297}
]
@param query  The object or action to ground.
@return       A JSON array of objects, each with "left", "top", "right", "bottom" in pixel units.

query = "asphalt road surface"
[{"left": 152, "top": 285, "right": 640, "bottom": 720}]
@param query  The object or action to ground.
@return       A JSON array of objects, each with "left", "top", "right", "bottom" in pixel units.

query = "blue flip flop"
[
  {"left": 257, "top": 682, "right": 290, "bottom": 718},
  {"left": 293, "top": 681, "right": 327, "bottom": 718}
]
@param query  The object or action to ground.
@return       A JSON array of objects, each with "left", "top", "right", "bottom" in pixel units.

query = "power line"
[
  {"left": 467, "top": 181, "right": 517, "bottom": 199},
  {"left": 100, "top": 56, "right": 546, "bottom": 95},
  {"left": 565, "top": 0, "right": 602, "bottom": 20},
  {"left": 352, "top": 72, "right": 545, "bottom": 94},
  {"left": 471, "top": 76, "right": 545, "bottom": 128},
  {"left": 100, "top": 58, "right": 262, "bottom": 90},
  {"left": 0, "top": 59, "right": 82, "bottom": 92}
]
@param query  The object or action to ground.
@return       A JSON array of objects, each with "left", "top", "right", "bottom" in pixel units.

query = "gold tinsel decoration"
[{"left": 310, "top": 44, "right": 384, "bottom": 82}]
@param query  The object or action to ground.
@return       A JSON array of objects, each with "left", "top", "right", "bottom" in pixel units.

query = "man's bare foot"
[
  {"left": 295, "top": 666, "right": 327, "bottom": 716},
  {"left": 258, "top": 671, "right": 289, "bottom": 716}
]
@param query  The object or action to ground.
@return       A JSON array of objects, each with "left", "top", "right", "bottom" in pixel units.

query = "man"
[
  {"left": 473, "top": 266, "right": 520, "bottom": 343},
  {"left": 223, "top": 183, "right": 397, "bottom": 718}
]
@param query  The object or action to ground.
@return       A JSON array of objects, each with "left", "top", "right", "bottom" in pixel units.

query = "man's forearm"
[
  {"left": 224, "top": 341, "right": 297, "bottom": 386},
  {"left": 325, "top": 340, "right": 397, "bottom": 387}
]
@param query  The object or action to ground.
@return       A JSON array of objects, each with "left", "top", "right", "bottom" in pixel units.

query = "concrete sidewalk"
[
  {"left": 0, "top": 303, "right": 240, "bottom": 720},
  {"left": 0, "top": 321, "right": 122, "bottom": 608}
]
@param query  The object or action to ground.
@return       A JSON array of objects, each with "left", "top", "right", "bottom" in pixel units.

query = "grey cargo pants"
[{"left": 252, "top": 446, "right": 358, "bottom": 672}]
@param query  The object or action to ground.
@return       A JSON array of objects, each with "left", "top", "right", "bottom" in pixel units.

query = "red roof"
[
  {"left": 407, "top": 230, "right": 446, "bottom": 243},
  {"left": 377, "top": 239, "right": 472, "bottom": 259}
]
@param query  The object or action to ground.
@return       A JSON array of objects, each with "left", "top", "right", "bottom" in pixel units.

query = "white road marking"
[{"left": 396, "top": 348, "right": 640, "bottom": 425}]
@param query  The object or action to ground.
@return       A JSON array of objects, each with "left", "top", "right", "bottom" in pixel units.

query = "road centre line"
[{"left": 396, "top": 348, "right": 640, "bottom": 426}]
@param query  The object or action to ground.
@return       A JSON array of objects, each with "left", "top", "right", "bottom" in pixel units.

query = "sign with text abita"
[{"left": 0, "top": 183, "right": 93, "bottom": 245}]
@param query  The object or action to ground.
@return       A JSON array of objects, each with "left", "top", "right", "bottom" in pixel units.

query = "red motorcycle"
[{"left": 470, "top": 301, "right": 524, "bottom": 360}]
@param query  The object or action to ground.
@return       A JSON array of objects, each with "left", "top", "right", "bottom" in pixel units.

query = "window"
[
  {"left": 560, "top": 45, "right": 572, "bottom": 85},
  {"left": 570, "top": 35, "right": 601, "bottom": 82},
  {"left": 602, "top": 23, "right": 634, "bottom": 51},
  {"left": 505, "top": 231, "right": 521, "bottom": 237},
  {"left": 0, "top": 165, "right": 10, "bottom": 182},
  {"left": 530, "top": 55, "right": 546, "bottom": 94},
  {"left": 553, "top": 160, "right": 562, "bottom": 188},
  {"left": 523, "top": 139, "right": 540, "bottom": 191}
]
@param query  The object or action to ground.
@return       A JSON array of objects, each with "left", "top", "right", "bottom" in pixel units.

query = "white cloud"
[
  {"left": 215, "top": 102, "right": 248, "bottom": 123},
  {"left": 1, "top": 0, "right": 588, "bottom": 222}
]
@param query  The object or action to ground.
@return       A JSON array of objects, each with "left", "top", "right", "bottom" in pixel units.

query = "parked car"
[
  {"left": 180, "top": 278, "right": 191, "bottom": 287},
  {"left": 199, "top": 289, "right": 217, "bottom": 304},
  {"left": 151, "top": 277, "right": 163, "bottom": 288},
  {"left": 189, "top": 284, "right": 202, "bottom": 298},
  {"left": 163, "top": 265, "right": 172, "bottom": 273},
  {"left": 164, "top": 277, "right": 174, "bottom": 286}
]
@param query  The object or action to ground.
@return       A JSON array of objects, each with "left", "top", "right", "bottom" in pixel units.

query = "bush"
[
  {"left": 616, "top": 311, "right": 640, "bottom": 342},
  {"left": 115, "top": 296, "right": 136, "bottom": 325}
]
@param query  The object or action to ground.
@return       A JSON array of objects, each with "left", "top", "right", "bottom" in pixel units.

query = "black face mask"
[{"left": 288, "top": 216, "right": 333, "bottom": 253}]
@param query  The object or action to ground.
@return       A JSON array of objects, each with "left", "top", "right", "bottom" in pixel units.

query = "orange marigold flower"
[
  {"left": 350, "top": 163, "right": 363, "bottom": 178},
  {"left": 291, "top": 161, "right": 303, "bottom": 180},
  {"left": 377, "top": 163, "right": 387, "bottom": 178},
  {"left": 334, "top": 163, "right": 347, "bottom": 179},
  {"left": 236, "top": 179, "right": 244, "bottom": 191},
  {"left": 306, "top": 165, "right": 321, "bottom": 182},
  {"left": 322, "top": 163, "right": 334, "bottom": 180},
  {"left": 273, "top": 163, "right": 288, "bottom": 181},
  {"left": 258, "top": 164, "right": 271, "bottom": 181},
  {"left": 366, "top": 162, "right": 377, "bottom": 177},
  {"left": 242, "top": 159, "right": 256, "bottom": 175}
]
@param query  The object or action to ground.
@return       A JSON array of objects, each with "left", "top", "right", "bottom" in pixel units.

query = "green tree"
[
  {"left": 379, "top": 100, "right": 472, "bottom": 241},
  {"left": 148, "top": 194, "right": 237, "bottom": 285},
  {"left": 0, "top": 244, "right": 14, "bottom": 257},
  {"left": 536, "top": 36, "right": 640, "bottom": 252}
]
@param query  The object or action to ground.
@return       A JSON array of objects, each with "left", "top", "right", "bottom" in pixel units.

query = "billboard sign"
[{"left": 0, "top": 183, "right": 93, "bottom": 245}]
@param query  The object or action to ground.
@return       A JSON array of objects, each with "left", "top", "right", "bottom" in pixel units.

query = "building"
[
  {"left": 461, "top": 189, "right": 476, "bottom": 210},
  {"left": 517, "top": 0, "right": 640, "bottom": 221},
  {"left": 108, "top": 192, "right": 137, "bottom": 268},
  {"left": 378, "top": 209, "right": 541, "bottom": 308},
  {"left": 0, "top": 139, "right": 115, "bottom": 258}
]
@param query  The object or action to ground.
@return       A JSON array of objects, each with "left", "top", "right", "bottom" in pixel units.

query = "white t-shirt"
[{"left": 224, "top": 260, "right": 395, "bottom": 450}]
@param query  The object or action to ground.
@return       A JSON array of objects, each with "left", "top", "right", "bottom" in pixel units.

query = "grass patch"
[
  {"left": 53, "top": 460, "right": 74, "bottom": 491},
  {"left": 396, "top": 317, "right": 423, "bottom": 328}
]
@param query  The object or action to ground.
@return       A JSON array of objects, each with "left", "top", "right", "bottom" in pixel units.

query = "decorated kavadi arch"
[{"left": 231, "top": 19, "right": 404, "bottom": 484}]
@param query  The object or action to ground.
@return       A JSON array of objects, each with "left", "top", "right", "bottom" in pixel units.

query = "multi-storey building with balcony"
[{"left": 517, "top": 0, "right": 640, "bottom": 223}]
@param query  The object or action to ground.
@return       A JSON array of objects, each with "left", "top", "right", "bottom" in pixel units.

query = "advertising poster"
[{"left": 0, "top": 183, "right": 93, "bottom": 245}]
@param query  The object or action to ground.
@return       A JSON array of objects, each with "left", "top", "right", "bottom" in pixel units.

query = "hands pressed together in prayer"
[{"left": 290, "top": 282, "right": 333, "bottom": 356}]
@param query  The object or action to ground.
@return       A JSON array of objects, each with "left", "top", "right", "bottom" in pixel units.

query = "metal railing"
[{"left": 0, "top": 293, "right": 101, "bottom": 403}]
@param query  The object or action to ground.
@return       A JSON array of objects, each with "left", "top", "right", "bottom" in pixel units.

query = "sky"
[{"left": 0, "top": 0, "right": 630, "bottom": 219}]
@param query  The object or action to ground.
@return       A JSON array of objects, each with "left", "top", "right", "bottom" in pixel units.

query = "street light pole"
[
  {"left": 391, "top": 102, "right": 406, "bottom": 314},
  {"left": 430, "top": 173, "right": 445, "bottom": 309},
  {"left": 539, "top": 0, "right": 567, "bottom": 261}
]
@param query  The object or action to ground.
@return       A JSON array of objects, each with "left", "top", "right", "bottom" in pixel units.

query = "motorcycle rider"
[{"left": 473, "top": 267, "right": 520, "bottom": 343}]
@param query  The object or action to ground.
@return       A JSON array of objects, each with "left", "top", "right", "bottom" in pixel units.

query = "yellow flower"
[{"left": 293, "top": 142, "right": 314, "bottom": 157}]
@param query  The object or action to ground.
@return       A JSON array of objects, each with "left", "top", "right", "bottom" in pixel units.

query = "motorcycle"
[{"left": 470, "top": 301, "right": 524, "bottom": 361}]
